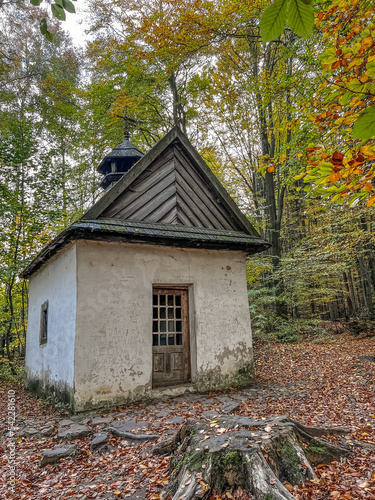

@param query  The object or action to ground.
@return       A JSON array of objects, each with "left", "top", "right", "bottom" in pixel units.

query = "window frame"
[{"left": 39, "top": 300, "right": 48, "bottom": 346}]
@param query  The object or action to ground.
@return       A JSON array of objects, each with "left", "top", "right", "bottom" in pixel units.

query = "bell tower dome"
[{"left": 97, "top": 111, "right": 144, "bottom": 190}]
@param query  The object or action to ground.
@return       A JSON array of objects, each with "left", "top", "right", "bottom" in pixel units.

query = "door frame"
[{"left": 152, "top": 284, "right": 192, "bottom": 389}]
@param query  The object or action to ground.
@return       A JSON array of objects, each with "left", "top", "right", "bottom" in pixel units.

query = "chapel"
[{"left": 22, "top": 126, "right": 269, "bottom": 411}]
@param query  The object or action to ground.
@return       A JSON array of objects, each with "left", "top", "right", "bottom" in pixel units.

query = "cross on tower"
[{"left": 117, "top": 107, "right": 137, "bottom": 140}]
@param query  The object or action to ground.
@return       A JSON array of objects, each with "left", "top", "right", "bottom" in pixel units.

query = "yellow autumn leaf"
[{"left": 360, "top": 145, "right": 375, "bottom": 156}]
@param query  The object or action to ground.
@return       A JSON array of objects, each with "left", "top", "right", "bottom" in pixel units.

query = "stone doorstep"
[
  {"left": 40, "top": 444, "right": 77, "bottom": 467},
  {"left": 220, "top": 402, "right": 240, "bottom": 414},
  {"left": 21, "top": 425, "right": 56, "bottom": 438},
  {"left": 56, "top": 424, "right": 90, "bottom": 441},
  {"left": 91, "top": 417, "right": 113, "bottom": 426},
  {"left": 169, "top": 416, "right": 184, "bottom": 424},
  {"left": 90, "top": 432, "right": 109, "bottom": 451},
  {"left": 58, "top": 419, "right": 74, "bottom": 427}
]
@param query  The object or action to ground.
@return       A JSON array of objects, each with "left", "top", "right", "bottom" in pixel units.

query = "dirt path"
[{"left": 1, "top": 333, "right": 374, "bottom": 499}]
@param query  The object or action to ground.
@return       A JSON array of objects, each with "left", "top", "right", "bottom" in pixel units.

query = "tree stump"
[{"left": 153, "top": 415, "right": 351, "bottom": 500}]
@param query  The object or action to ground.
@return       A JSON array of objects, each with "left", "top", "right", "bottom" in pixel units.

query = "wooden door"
[{"left": 152, "top": 287, "right": 190, "bottom": 388}]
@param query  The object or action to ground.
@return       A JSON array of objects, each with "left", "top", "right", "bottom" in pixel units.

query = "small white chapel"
[{"left": 22, "top": 126, "right": 269, "bottom": 411}]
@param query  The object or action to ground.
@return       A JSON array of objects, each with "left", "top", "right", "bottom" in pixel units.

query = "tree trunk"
[
  {"left": 169, "top": 72, "right": 187, "bottom": 133},
  {"left": 249, "top": 39, "right": 288, "bottom": 318},
  {"left": 155, "top": 415, "right": 351, "bottom": 500},
  {"left": 357, "top": 253, "right": 375, "bottom": 318}
]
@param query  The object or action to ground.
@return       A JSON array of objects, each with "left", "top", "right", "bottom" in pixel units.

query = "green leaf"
[
  {"left": 346, "top": 78, "right": 364, "bottom": 93},
  {"left": 62, "top": 0, "right": 76, "bottom": 13},
  {"left": 315, "top": 176, "right": 329, "bottom": 186},
  {"left": 40, "top": 18, "right": 48, "bottom": 35},
  {"left": 352, "top": 106, "right": 375, "bottom": 142},
  {"left": 318, "top": 47, "right": 336, "bottom": 65},
  {"left": 40, "top": 18, "right": 54, "bottom": 41},
  {"left": 51, "top": 3, "right": 66, "bottom": 21},
  {"left": 339, "top": 91, "right": 352, "bottom": 106},
  {"left": 259, "top": 0, "right": 288, "bottom": 43},
  {"left": 287, "top": 0, "right": 314, "bottom": 38},
  {"left": 55, "top": 0, "right": 63, "bottom": 5},
  {"left": 45, "top": 31, "right": 54, "bottom": 42},
  {"left": 30, "top": 0, "right": 43, "bottom": 5},
  {"left": 366, "top": 61, "right": 375, "bottom": 77}
]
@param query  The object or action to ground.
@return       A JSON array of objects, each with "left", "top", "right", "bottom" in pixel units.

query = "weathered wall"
[
  {"left": 74, "top": 240, "right": 253, "bottom": 411},
  {"left": 25, "top": 244, "right": 77, "bottom": 404}
]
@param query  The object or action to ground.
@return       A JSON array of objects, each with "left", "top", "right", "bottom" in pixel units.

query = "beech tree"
[{"left": 85, "top": 0, "right": 324, "bottom": 316}]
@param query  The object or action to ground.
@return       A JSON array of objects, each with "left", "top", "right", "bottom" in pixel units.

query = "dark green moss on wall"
[{"left": 25, "top": 376, "right": 73, "bottom": 409}]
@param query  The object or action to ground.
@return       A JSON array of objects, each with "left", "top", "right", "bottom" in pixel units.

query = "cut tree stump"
[{"left": 154, "top": 415, "right": 351, "bottom": 500}]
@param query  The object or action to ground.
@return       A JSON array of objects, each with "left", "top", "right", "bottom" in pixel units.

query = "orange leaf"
[
  {"left": 361, "top": 35, "right": 373, "bottom": 50},
  {"left": 331, "top": 151, "right": 344, "bottom": 163},
  {"left": 330, "top": 172, "right": 341, "bottom": 182},
  {"left": 367, "top": 193, "right": 375, "bottom": 207},
  {"left": 283, "top": 481, "right": 294, "bottom": 492},
  {"left": 267, "top": 166, "right": 275, "bottom": 173}
]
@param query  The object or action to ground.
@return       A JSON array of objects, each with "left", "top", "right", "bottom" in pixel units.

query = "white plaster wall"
[
  {"left": 74, "top": 240, "right": 252, "bottom": 410},
  {"left": 25, "top": 244, "right": 77, "bottom": 394}
]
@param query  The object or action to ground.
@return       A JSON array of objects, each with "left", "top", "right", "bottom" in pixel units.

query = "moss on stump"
[{"left": 153, "top": 415, "right": 351, "bottom": 500}]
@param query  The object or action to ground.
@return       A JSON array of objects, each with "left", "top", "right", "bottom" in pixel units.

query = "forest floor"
[{"left": 1, "top": 331, "right": 375, "bottom": 500}]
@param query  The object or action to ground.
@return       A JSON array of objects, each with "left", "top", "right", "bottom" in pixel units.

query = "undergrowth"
[
  {"left": 252, "top": 318, "right": 333, "bottom": 343},
  {"left": 0, "top": 360, "right": 25, "bottom": 382}
]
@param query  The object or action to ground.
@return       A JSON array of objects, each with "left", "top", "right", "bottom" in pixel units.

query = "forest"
[
  {"left": 1, "top": 2, "right": 375, "bottom": 500},
  {"left": 0, "top": 0, "right": 375, "bottom": 373}
]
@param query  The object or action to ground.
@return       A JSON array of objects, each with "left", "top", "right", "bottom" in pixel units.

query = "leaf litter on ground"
[{"left": 0, "top": 332, "right": 374, "bottom": 499}]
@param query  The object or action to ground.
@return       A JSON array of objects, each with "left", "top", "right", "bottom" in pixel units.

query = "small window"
[{"left": 40, "top": 301, "right": 48, "bottom": 345}]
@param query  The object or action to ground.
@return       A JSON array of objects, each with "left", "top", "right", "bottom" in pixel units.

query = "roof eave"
[{"left": 20, "top": 224, "right": 270, "bottom": 280}]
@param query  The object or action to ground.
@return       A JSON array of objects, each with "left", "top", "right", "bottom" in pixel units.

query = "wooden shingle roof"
[
  {"left": 83, "top": 126, "right": 260, "bottom": 236},
  {"left": 21, "top": 127, "right": 269, "bottom": 279}
]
